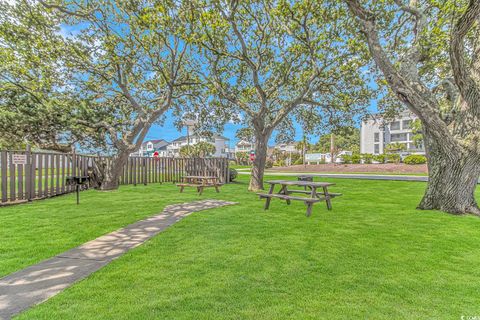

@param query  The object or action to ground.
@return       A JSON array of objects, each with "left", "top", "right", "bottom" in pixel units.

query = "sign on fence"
[{"left": 12, "top": 154, "right": 27, "bottom": 165}]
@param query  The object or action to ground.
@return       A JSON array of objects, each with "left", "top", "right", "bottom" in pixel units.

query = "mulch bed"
[{"left": 268, "top": 163, "right": 428, "bottom": 174}]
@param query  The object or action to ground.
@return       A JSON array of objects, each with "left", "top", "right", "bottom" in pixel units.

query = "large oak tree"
[
  {"left": 188, "top": 0, "right": 371, "bottom": 190},
  {"left": 346, "top": 0, "right": 480, "bottom": 215},
  {"left": 1, "top": 0, "right": 198, "bottom": 190}
]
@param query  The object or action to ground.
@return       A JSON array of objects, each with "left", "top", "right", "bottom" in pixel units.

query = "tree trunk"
[
  {"left": 418, "top": 129, "right": 480, "bottom": 215},
  {"left": 98, "top": 150, "right": 130, "bottom": 191},
  {"left": 249, "top": 133, "right": 269, "bottom": 191}
]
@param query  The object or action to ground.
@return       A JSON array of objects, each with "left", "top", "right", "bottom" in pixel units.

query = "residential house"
[
  {"left": 166, "top": 134, "right": 233, "bottom": 158},
  {"left": 131, "top": 139, "right": 170, "bottom": 157},
  {"left": 234, "top": 140, "right": 254, "bottom": 153},
  {"left": 360, "top": 111, "right": 425, "bottom": 155},
  {"left": 275, "top": 142, "right": 299, "bottom": 153}
]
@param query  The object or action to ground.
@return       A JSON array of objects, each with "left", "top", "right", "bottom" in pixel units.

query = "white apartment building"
[
  {"left": 166, "top": 134, "right": 233, "bottom": 158},
  {"left": 360, "top": 111, "right": 425, "bottom": 154}
]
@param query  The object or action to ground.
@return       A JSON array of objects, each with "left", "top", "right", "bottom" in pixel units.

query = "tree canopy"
[{"left": 185, "top": 0, "right": 372, "bottom": 190}]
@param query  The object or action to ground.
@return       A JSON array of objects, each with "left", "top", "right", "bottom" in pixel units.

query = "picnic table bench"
[
  {"left": 257, "top": 180, "right": 342, "bottom": 216},
  {"left": 177, "top": 176, "right": 222, "bottom": 195}
]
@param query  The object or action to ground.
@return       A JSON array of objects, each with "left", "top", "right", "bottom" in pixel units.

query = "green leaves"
[{"left": 179, "top": 141, "right": 216, "bottom": 157}]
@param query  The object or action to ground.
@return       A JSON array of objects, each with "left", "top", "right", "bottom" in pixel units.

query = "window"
[
  {"left": 390, "top": 121, "right": 400, "bottom": 130},
  {"left": 374, "top": 132, "right": 380, "bottom": 143},
  {"left": 374, "top": 144, "right": 380, "bottom": 154},
  {"left": 402, "top": 120, "right": 412, "bottom": 129},
  {"left": 391, "top": 133, "right": 408, "bottom": 142}
]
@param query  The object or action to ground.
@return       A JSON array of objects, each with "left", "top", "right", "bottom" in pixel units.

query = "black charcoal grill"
[{"left": 66, "top": 175, "right": 89, "bottom": 204}]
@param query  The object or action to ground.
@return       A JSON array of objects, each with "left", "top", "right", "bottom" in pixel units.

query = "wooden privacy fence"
[
  {"left": 120, "top": 157, "right": 230, "bottom": 186},
  {"left": 0, "top": 149, "right": 229, "bottom": 205}
]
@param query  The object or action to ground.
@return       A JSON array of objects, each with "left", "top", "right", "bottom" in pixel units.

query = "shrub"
[
  {"left": 373, "top": 154, "right": 386, "bottom": 164},
  {"left": 291, "top": 153, "right": 301, "bottom": 163},
  {"left": 341, "top": 154, "right": 352, "bottom": 164},
  {"left": 293, "top": 157, "right": 303, "bottom": 165},
  {"left": 265, "top": 159, "right": 274, "bottom": 168},
  {"left": 229, "top": 168, "right": 238, "bottom": 182},
  {"left": 403, "top": 154, "right": 427, "bottom": 165},
  {"left": 386, "top": 153, "right": 401, "bottom": 164},
  {"left": 351, "top": 153, "right": 361, "bottom": 164},
  {"left": 361, "top": 153, "right": 373, "bottom": 164},
  {"left": 274, "top": 159, "right": 286, "bottom": 167}
]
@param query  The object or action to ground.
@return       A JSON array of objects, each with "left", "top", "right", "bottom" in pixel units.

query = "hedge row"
[{"left": 342, "top": 153, "right": 426, "bottom": 165}]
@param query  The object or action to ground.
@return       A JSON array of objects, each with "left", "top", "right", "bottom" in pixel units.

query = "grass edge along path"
[{"left": 0, "top": 200, "right": 235, "bottom": 319}]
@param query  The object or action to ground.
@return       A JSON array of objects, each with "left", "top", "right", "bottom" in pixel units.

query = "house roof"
[
  {"left": 236, "top": 140, "right": 252, "bottom": 146},
  {"left": 142, "top": 139, "right": 169, "bottom": 148},
  {"left": 213, "top": 134, "right": 230, "bottom": 141},
  {"left": 172, "top": 136, "right": 187, "bottom": 142},
  {"left": 172, "top": 134, "right": 229, "bottom": 142}
]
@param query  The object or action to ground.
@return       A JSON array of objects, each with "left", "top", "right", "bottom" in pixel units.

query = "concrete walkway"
[{"left": 0, "top": 199, "right": 235, "bottom": 319}]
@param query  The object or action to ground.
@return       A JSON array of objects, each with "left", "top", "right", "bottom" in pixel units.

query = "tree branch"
[{"left": 450, "top": 0, "right": 480, "bottom": 104}]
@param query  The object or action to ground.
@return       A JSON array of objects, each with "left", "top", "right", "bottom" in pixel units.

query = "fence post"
[
  {"left": 1, "top": 151, "right": 7, "bottom": 203},
  {"left": 143, "top": 158, "right": 147, "bottom": 186},
  {"left": 25, "top": 145, "right": 32, "bottom": 201}
]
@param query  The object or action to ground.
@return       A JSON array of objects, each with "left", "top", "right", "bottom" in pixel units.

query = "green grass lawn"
[{"left": 1, "top": 175, "right": 479, "bottom": 319}]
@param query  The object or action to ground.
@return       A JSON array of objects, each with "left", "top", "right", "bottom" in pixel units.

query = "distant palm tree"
[
  {"left": 195, "top": 141, "right": 216, "bottom": 157},
  {"left": 385, "top": 142, "right": 406, "bottom": 153},
  {"left": 295, "top": 138, "right": 311, "bottom": 167}
]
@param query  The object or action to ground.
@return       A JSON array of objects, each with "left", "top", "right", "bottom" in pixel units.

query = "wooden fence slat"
[
  {"left": 30, "top": 153, "right": 36, "bottom": 199},
  {"left": 9, "top": 152, "right": 16, "bottom": 201},
  {"left": 133, "top": 157, "right": 137, "bottom": 186},
  {"left": 61, "top": 154, "right": 65, "bottom": 194},
  {"left": 25, "top": 147, "right": 31, "bottom": 200},
  {"left": 37, "top": 154, "right": 43, "bottom": 197},
  {"left": 50, "top": 154, "right": 55, "bottom": 196},
  {"left": 44, "top": 154, "right": 49, "bottom": 197},
  {"left": 1, "top": 151, "right": 7, "bottom": 202},
  {"left": 56, "top": 154, "right": 60, "bottom": 194},
  {"left": 18, "top": 161, "right": 24, "bottom": 200}
]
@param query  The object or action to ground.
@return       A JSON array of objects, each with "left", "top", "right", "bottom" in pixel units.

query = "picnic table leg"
[
  {"left": 281, "top": 186, "right": 291, "bottom": 205},
  {"left": 323, "top": 186, "right": 332, "bottom": 210},
  {"left": 304, "top": 187, "right": 318, "bottom": 216},
  {"left": 264, "top": 184, "right": 275, "bottom": 210},
  {"left": 215, "top": 185, "right": 220, "bottom": 193},
  {"left": 198, "top": 186, "right": 204, "bottom": 195},
  {"left": 305, "top": 202, "right": 313, "bottom": 217},
  {"left": 180, "top": 186, "right": 184, "bottom": 193}
]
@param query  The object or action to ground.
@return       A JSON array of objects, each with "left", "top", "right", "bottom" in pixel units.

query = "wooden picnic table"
[
  {"left": 177, "top": 175, "right": 222, "bottom": 195},
  {"left": 257, "top": 180, "right": 342, "bottom": 216}
]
